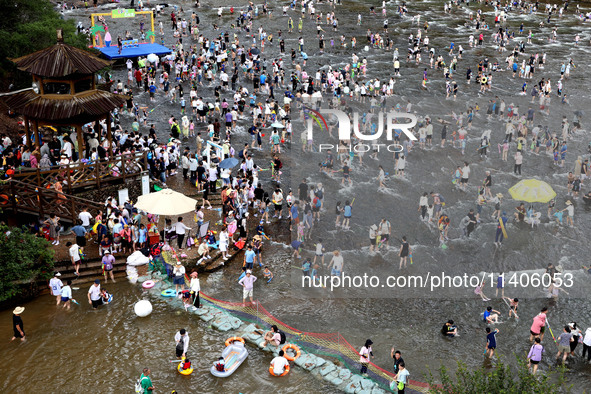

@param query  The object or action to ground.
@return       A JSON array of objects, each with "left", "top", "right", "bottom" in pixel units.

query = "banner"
[{"left": 112, "top": 9, "right": 136, "bottom": 18}]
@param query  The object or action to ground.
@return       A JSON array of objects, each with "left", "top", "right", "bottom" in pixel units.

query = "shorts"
[
  {"left": 370, "top": 238, "right": 377, "bottom": 245},
  {"left": 242, "top": 287, "right": 253, "bottom": 298},
  {"left": 380, "top": 234, "right": 389, "bottom": 242},
  {"left": 61, "top": 296, "right": 70, "bottom": 302},
  {"left": 530, "top": 360, "right": 540, "bottom": 365},
  {"left": 173, "top": 276, "right": 185, "bottom": 285},
  {"left": 245, "top": 262, "right": 254, "bottom": 270},
  {"left": 530, "top": 330, "right": 540, "bottom": 336},
  {"left": 176, "top": 347, "right": 185, "bottom": 358},
  {"left": 558, "top": 345, "right": 570, "bottom": 353},
  {"left": 91, "top": 298, "right": 103, "bottom": 309},
  {"left": 460, "top": 178, "right": 468, "bottom": 184}
]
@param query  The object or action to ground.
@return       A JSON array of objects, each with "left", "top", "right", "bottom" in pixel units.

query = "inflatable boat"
[{"left": 210, "top": 340, "right": 249, "bottom": 378}]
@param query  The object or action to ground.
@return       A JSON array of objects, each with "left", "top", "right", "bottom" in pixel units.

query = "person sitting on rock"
[{"left": 261, "top": 325, "right": 281, "bottom": 348}]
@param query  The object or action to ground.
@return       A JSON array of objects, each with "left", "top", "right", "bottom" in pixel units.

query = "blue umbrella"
[{"left": 219, "top": 157, "right": 239, "bottom": 169}]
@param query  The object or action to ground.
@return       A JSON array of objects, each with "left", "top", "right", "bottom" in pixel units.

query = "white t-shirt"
[
  {"left": 49, "top": 277, "right": 63, "bottom": 296},
  {"left": 271, "top": 356, "right": 289, "bottom": 375},
  {"left": 79, "top": 212, "right": 93, "bottom": 227},
  {"left": 88, "top": 284, "right": 101, "bottom": 301},
  {"left": 60, "top": 285, "right": 72, "bottom": 299},
  {"left": 462, "top": 166, "right": 470, "bottom": 179},
  {"left": 331, "top": 255, "right": 344, "bottom": 271},
  {"left": 315, "top": 244, "right": 323, "bottom": 255},
  {"left": 69, "top": 244, "right": 81, "bottom": 262}
]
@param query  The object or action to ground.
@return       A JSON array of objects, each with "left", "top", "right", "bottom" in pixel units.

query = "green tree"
[
  {"left": 427, "top": 357, "right": 570, "bottom": 394},
  {"left": 0, "top": 224, "right": 55, "bottom": 302},
  {"left": 0, "top": 0, "right": 89, "bottom": 88}
]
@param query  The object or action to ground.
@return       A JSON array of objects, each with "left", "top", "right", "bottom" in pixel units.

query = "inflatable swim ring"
[
  {"left": 161, "top": 289, "right": 176, "bottom": 297},
  {"left": 282, "top": 344, "right": 301, "bottom": 361},
  {"left": 225, "top": 336, "right": 245, "bottom": 347},
  {"left": 177, "top": 361, "right": 194, "bottom": 376},
  {"left": 269, "top": 363, "right": 290, "bottom": 377},
  {"left": 142, "top": 280, "right": 155, "bottom": 289}
]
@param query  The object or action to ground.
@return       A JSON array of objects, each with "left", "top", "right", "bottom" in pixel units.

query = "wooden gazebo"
[{"left": 0, "top": 30, "right": 126, "bottom": 156}]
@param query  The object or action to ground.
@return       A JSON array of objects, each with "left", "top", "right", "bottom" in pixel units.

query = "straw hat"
[
  {"left": 13, "top": 306, "right": 25, "bottom": 315},
  {"left": 496, "top": 193, "right": 503, "bottom": 198},
  {"left": 566, "top": 200, "right": 572, "bottom": 205}
]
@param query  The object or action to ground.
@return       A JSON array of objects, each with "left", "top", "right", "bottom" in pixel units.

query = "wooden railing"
[
  {"left": 11, "top": 152, "right": 148, "bottom": 194},
  {"left": 0, "top": 179, "right": 104, "bottom": 223}
]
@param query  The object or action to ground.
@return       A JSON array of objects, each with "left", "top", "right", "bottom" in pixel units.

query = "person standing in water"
[
  {"left": 11, "top": 306, "right": 25, "bottom": 342},
  {"left": 175, "top": 328, "right": 190, "bottom": 359},
  {"left": 485, "top": 327, "right": 499, "bottom": 358},
  {"left": 527, "top": 338, "right": 544, "bottom": 375},
  {"left": 49, "top": 272, "right": 63, "bottom": 305},
  {"left": 358, "top": 339, "right": 373, "bottom": 376},
  {"left": 399, "top": 236, "right": 410, "bottom": 269}
]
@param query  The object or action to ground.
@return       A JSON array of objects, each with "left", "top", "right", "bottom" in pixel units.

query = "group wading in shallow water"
[{"left": 3, "top": 0, "right": 591, "bottom": 391}]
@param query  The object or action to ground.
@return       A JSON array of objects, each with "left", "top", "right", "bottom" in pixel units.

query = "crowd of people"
[{"left": 4, "top": 0, "right": 591, "bottom": 391}]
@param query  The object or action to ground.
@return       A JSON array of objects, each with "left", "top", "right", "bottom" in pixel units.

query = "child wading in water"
[{"left": 342, "top": 200, "right": 352, "bottom": 230}]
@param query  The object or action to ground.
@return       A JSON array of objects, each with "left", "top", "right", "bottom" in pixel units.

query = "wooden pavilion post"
[
  {"left": 24, "top": 116, "right": 31, "bottom": 148},
  {"left": 33, "top": 120, "right": 41, "bottom": 150},
  {"left": 75, "top": 124, "right": 84, "bottom": 161},
  {"left": 106, "top": 114, "right": 113, "bottom": 158}
]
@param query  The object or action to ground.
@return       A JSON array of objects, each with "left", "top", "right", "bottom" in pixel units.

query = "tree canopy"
[
  {"left": 0, "top": 0, "right": 88, "bottom": 88},
  {"left": 0, "top": 224, "right": 55, "bottom": 302}
]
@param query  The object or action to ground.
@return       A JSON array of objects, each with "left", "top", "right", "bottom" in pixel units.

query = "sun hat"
[
  {"left": 13, "top": 306, "right": 25, "bottom": 314},
  {"left": 566, "top": 200, "right": 572, "bottom": 205},
  {"left": 176, "top": 260, "right": 182, "bottom": 265},
  {"left": 54, "top": 272, "right": 61, "bottom": 277},
  {"left": 246, "top": 269, "right": 252, "bottom": 274}
]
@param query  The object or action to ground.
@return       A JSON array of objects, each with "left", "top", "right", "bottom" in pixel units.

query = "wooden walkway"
[
  {"left": 0, "top": 179, "right": 104, "bottom": 223},
  {"left": 10, "top": 151, "right": 148, "bottom": 193}
]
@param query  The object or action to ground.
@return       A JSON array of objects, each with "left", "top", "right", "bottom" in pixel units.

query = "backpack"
[
  {"left": 278, "top": 330, "right": 286, "bottom": 345},
  {"left": 150, "top": 242, "right": 163, "bottom": 257},
  {"left": 135, "top": 376, "right": 148, "bottom": 394},
  {"left": 313, "top": 197, "right": 321, "bottom": 208}
]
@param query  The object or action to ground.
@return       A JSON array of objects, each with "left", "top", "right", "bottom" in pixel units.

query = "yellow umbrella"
[
  {"left": 135, "top": 189, "right": 198, "bottom": 215},
  {"left": 508, "top": 179, "right": 556, "bottom": 203}
]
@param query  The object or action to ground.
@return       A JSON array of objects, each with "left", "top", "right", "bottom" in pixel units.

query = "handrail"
[
  {"left": 10, "top": 151, "right": 147, "bottom": 193},
  {"left": 0, "top": 179, "right": 104, "bottom": 223}
]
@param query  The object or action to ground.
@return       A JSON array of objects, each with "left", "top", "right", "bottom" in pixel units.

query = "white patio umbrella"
[{"left": 134, "top": 189, "right": 198, "bottom": 216}]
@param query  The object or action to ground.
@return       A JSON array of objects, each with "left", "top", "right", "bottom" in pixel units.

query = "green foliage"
[
  {"left": 427, "top": 357, "right": 570, "bottom": 394},
  {"left": 0, "top": 0, "right": 89, "bottom": 88},
  {"left": 0, "top": 224, "right": 55, "bottom": 302}
]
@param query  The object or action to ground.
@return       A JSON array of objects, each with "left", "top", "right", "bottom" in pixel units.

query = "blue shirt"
[
  {"left": 245, "top": 250, "right": 256, "bottom": 263},
  {"left": 290, "top": 205, "right": 298, "bottom": 219},
  {"left": 344, "top": 205, "right": 352, "bottom": 217},
  {"left": 260, "top": 74, "right": 267, "bottom": 84},
  {"left": 149, "top": 84, "right": 157, "bottom": 93},
  {"left": 487, "top": 330, "right": 498, "bottom": 348}
]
